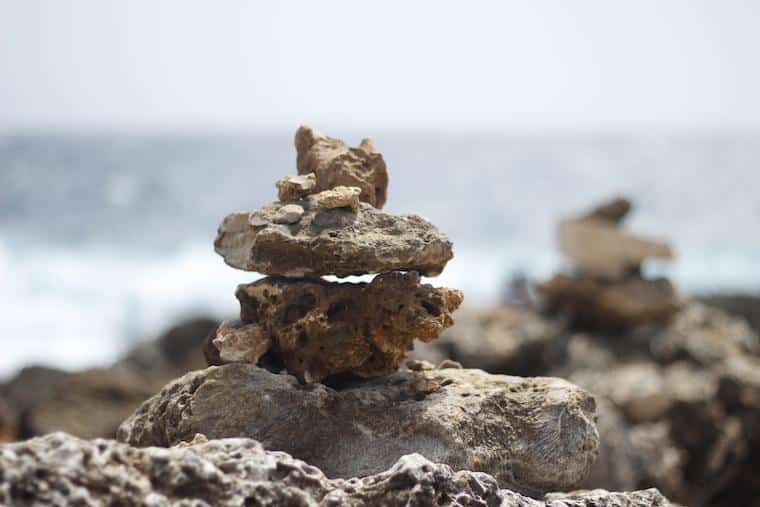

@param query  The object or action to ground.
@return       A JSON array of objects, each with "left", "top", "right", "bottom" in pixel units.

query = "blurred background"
[{"left": 0, "top": 0, "right": 758, "bottom": 378}]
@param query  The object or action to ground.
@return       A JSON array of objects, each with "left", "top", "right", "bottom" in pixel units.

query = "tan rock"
[
  {"left": 211, "top": 321, "right": 271, "bottom": 364},
  {"left": 558, "top": 217, "right": 674, "bottom": 278},
  {"left": 276, "top": 173, "right": 316, "bottom": 201},
  {"left": 539, "top": 274, "right": 683, "bottom": 330},
  {"left": 295, "top": 125, "right": 389, "bottom": 208},
  {"left": 312, "top": 185, "right": 361, "bottom": 212},
  {"left": 221, "top": 271, "right": 463, "bottom": 383},
  {"left": 215, "top": 200, "right": 454, "bottom": 278},
  {"left": 582, "top": 196, "right": 632, "bottom": 224}
]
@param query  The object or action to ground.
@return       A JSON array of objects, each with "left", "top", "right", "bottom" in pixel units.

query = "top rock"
[
  {"left": 558, "top": 197, "right": 674, "bottom": 278},
  {"left": 295, "top": 125, "right": 389, "bottom": 208}
]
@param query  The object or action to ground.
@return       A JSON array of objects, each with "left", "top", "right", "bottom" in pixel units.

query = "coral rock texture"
[
  {"left": 0, "top": 432, "right": 670, "bottom": 507},
  {"left": 221, "top": 271, "right": 463, "bottom": 382},
  {"left": 295, "top": 124, "right": 389, "bottom": 209},
  {"left": 214, "top": 200, "right": 454, "bottom": 277},
  {"left": 118, "top": 363, "right": 600, "bottom": 497}
]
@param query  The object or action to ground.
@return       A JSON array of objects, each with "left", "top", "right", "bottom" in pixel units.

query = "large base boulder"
[
  {"left": 0, "top": 432, "right": 671, "bottom": 507},
  {"left": 117, "top": 363, "right": 600, "bottom": 497}
]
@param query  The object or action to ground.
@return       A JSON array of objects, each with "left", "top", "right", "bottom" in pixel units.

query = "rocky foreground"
[{"left": 0, "top": 432, "right": 671, "bottom": 507}]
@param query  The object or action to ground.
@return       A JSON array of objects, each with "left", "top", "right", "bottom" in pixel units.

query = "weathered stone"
[
  {"left": 0, "top": 432, "right": 670, "bottom": 507},
  {"left": 313, "top": 185, "right": 361, "bottom": 212},
  {"left": 558, "top": 217, "right": 673, "bottom": 279},
  {"left": 221, "top": 271, "right": 462, "bottom": 382},
  {"left": 295, "top": 124, "right": 389, "bottom": 209},
  {"left": 214, "top": 200, "right": 454, "bottom": 277},
  {"left": 273, "top": 203, "right": 305, "bottom": 224},
  {"left": 276, "top": 173, "right": 316, "bottom": 201},
  {"left": 539, "top": 274, "right": 683, "bottom": 330},
  {"left": 212, "top": 320, "right": 271, "bottom": 364},
  {"left": 118, "top": 363, "right": 600, "bottom": 496}
]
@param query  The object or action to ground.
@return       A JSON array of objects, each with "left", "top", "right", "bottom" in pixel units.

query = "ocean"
[{"left": 0, "top": 130, "right": 758, "bottom": 378}]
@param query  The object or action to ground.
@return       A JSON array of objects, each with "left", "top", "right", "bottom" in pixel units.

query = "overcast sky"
[{"left": 1, "top": 0, "right": 759, "bottom": 131}]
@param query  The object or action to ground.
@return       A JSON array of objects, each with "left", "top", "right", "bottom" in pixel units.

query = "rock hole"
[
  {"left": 297, "top": 331, "right": 308, "bottom": 347},
  {"left": 327, "top": 300, "right": 355, "bottom": 322},
  {"left": 421, "top": 301, "right": 441, "bottom": 317}
]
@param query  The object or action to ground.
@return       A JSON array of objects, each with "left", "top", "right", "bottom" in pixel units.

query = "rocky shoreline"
[{"left": 0, "top": 127, "right": 757, "bottom": 506}]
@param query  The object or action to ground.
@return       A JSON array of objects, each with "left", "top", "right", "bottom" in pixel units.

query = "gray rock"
[
  {"left": 273, "top": 203, "right": 305, "bottom": 224},
  {"left": 214, "top": 200, "right": 454, "bottom": 278},
  {"left": 0, "top": 432, "right": 671, "bottom": 507},
  {"left": 117, "top": 363, "right": 600, "bottom": 496}
]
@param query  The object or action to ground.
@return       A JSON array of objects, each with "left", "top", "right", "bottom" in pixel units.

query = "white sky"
[{"left": 1, "top": 0, "right": 759, "bottom": 131}]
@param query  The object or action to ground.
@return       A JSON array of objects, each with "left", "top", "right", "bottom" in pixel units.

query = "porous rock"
[
  {"left": 223, "top": 271, "right": 462, "bottom": 382},
  {"left": 558, "top": 217, "right": 673, "bottom": 279},
  {"left": 295, "top": 124, "right": 389, "bottom": 209},
  {"left": 0, "top": 432, "right": 671, "bottom": 507},
  {"left": 118, "top": 363, "right": 600, "bottom": 497},
  {"left": 539, "top": 275, "right": 682, "bottom": 330},
  {"left": 276, "top": 173, "right": 316, "bottom": 201},
  {"left": 214, "top": 200, "right": 454, "bottom": 277}
]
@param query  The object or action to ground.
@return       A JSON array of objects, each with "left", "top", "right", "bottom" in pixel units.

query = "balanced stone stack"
[
  {"left": 118, "top": 127, "right": 604, "bottom": 499},
  {"left": 207, "top": 125, "right": 463, "bottom": 383},
  {"left": 539, "top": 197, "right": 683, "bottom": 330}
]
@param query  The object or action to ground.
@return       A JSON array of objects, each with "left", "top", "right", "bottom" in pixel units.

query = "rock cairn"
[
  {"left": 539, "top": 197, "right": 682, "bottom": 330},
  {"left": 208, "top": 125, "right": 463, "bottom": 383}
]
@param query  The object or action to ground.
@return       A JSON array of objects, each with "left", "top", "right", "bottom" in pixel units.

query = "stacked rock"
[
  {"left": 207, "top": 125, "right": 463, "bottom": 383},
  {"left": 540, "top": 197, "right": 683, "bottom": 330}
]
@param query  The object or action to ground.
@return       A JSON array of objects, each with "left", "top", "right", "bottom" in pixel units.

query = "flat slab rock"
[
  {"left": 539, "top": 274, "right": 683, "bottom": 330},
  {"left": 212, "top": 271, "right": 463, "bottom": 383},
  {"left": 215, "top": 199, "right": 453, "bottom": 277},
  {"left": 0, "top": 432, "right": 671, "bottom": 507},
  {"left": 117, "top": 363, "right": 600, "bottom": 497}
]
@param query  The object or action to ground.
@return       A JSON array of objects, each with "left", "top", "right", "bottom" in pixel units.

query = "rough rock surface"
[
  {"left": 314, "top": 185, "right": 361, "bottom": 211},
  {"left": 412, "top": 300, "right": 760, "bottom": 506},
  {"left": 118, "top": 363, "right": 600, "bottom": 496},
  {"left": 558, "top": 217, "right": 673, "bottom": 279},
  {"left": 0, "top": 432, "right": 670, "bottom": 507},
  {"left": 295, "top": 124, "right": 389, "bottom": 209},
  {"left": 219, "top": 271, "right": 462, "bottom": 382},
  {"left": 540, "top": 274, "right": 682, "bottom": 330},
  {"left": 214, "top": 199, "right": 454, "bottom": 277},
  {"left": 276, "top": 173, "right": 316, "bottom": 201}
]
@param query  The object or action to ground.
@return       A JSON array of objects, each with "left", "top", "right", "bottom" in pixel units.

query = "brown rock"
[
  {"left": 226, "top": 271, "right": 462, "bottom": 383},
  {"left": 275, "top": 173, "right": 316, "bottom": 201},
  {"left": 539, "top": 274, "right": 683, "bottom": 330},
  {"left": 215, "top": 200, "right": 454, "bottom": 277},
  {"left": 118, "top": 363, "right": 600, "bottom": 496},
  {"left": 295, "top": 124, "right": 389, "bottom": 209}
]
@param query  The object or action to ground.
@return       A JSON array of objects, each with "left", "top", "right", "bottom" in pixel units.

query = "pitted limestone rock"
[
  {"left": 0, "top": 432, "right": 671, "bottom": 506},
  {"left": 214, "top": 199, "right": 453, "bottom": 277},
  {"left": 212, "top": 271, "right": 463, "bottom": 382},
  {"left": 295, "top": 124, "right": 389, "bottom": 209},
  {"left": 117, "top": 363, "right": 600, "bottom": 497}
]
